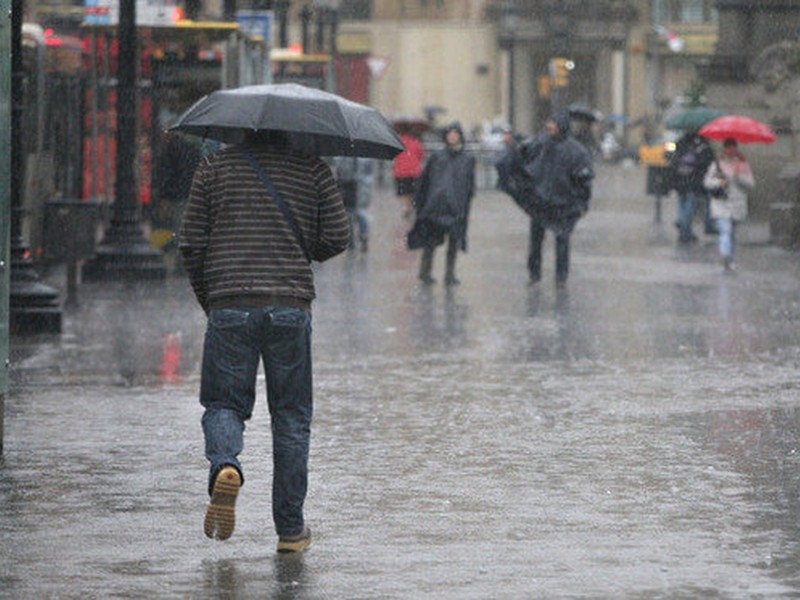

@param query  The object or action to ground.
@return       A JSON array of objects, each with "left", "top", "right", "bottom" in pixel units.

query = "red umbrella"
[{"left": 698, "top": 115, "right": 777, "bottom": 144}]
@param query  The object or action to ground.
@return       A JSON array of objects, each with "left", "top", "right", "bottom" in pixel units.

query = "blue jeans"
[
  {"left": 200, "top": 306, "right": 313, "bottom": 537},
  {"left": 677, "top": 190, "right": 699, "bottom": 241},
  {"left": 716, "top": 218, "right": 737, "bottom": 259}
]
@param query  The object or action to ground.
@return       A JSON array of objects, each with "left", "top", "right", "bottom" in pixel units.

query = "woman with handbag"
[{"left": 703, "top": 138, "right": 755, "bottom": 272}]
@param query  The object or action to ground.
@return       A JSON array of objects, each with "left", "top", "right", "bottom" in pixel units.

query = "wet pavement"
[{"left": 2, "top": 163, "right": 800, "bottom": 598}]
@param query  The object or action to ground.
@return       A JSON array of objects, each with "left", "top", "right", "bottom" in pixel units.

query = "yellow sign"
[{"left": 639, "top": 144, "right": 667, "bottom": 167}]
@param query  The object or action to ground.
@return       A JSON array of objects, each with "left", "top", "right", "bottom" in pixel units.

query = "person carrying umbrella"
[
  {"left": 669, "top": 129, "right": 715, "bottom": 243},
  {"left": 174, "top": 83, "right": 402, "bottom": 553},
  {"left": 702, "top": 138, "right": 755, "bottom": 271},
  {"left": 407, "top": 122, "right": 475, "bottom": 286},
  {"left": 179, "top": 129, "right": 351, "bottom": 552}
]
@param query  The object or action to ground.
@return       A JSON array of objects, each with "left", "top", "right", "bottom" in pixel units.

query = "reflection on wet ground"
[{"left": 2, "top": 164, "right": 800, "bottom": 598}]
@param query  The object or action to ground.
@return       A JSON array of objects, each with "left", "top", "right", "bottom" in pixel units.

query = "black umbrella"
[
  {"left": 568, "top": 104, "right": 600, "bottom": 123},
  {"left": 168, "top": 83, "right": 405, "bottom": 159}
]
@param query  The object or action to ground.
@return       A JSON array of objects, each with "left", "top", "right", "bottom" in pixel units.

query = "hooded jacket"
[
  {"left": 407, "top": 122, "right": 476, "bottom": 251},
  {"left": 669, "top": 132, "right": 715, "bottom": 194},
  {"left": 519, "top": 112, "right": 594, "bottom": 221}
]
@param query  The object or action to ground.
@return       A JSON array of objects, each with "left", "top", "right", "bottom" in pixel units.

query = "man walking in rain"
[
  {"left": 179, "top": 130, "right": 350, "bottom": 553},
  {"left": 520, "top": 112, "right": 593, "bottom": 285}
]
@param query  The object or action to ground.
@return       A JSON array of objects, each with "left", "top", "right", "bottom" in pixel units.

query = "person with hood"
[
  {"left": 521, "top": 112, "right": 594, "bottom": 285},
  {"left": 669, "top": 130, "right": 715, "bottom": 243},
  {"left": 407, "top": 122, "right": 475, "bottom": 286}
]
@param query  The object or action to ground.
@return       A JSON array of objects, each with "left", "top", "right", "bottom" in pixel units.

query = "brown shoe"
[
  {"left": 277, "top": 526, "right": 312, "bottom": 553},
  {"left": 204, "top": 466, "right": 241, "bottom": 541}
]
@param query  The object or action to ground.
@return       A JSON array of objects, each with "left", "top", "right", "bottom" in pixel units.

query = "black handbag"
[
  {"left": 706, "top": 159, "right": 728, "bottom": 199},
  {"left": 708, "top": 186, "right": 728, "bottom": 199}
]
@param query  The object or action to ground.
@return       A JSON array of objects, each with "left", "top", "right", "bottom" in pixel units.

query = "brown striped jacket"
[{"left": 179, "top": 143, "right": 350, "bottom": 312}]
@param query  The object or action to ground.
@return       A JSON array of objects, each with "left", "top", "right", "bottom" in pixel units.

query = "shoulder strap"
[{"left": 240, "top": 148, "right": 311, "bottom": 263}]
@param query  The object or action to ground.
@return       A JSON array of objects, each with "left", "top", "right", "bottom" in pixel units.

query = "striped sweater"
[{"left": 179, "top": 143, "right": 351, "bottom": 312}]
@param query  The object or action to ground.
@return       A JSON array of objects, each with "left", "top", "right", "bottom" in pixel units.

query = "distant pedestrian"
[
  {"left": 669, "top": 130, "right": 715, "bottom": 243},
  {"left": 407, "top": 122, "right": 475, "bottom": 286},
  {"left": 393, "top": 130, "right": 426, "bottom": 220},
  {"left": 702, "top": 138, "right": 755, "bottom": 271},
  {"left": 333, "top": 155, "right": 374, "bottom": 252},
  {"left": 520, "top": 112, "right": 593, "bottom": 285},
  {"left": 179, "top": 130, "right": 350, "bottom": 553}
]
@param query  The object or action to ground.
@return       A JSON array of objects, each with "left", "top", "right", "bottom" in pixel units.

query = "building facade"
[{"left": 332, "top": 0, "right": 719, "bottom": 141}]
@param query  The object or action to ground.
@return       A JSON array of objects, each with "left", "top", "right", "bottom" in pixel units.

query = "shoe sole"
[{"left": 204, "top": 467, "right": 241, "bottom": 541}]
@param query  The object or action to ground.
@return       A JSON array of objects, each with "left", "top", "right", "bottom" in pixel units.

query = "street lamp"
[
  {"left": 83, "top": 0, "right": 165, "bottom": 281},
  {"left": 9, "top": 0, "right": 62, "bottom": 333}
]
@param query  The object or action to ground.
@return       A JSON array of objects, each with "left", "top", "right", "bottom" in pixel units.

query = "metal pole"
[
  {"left": 82, "top": 0, "right": 166, "bottom": 281},
  {"left": 9, "top": 0, "right": 62, "bottom": 334},
  {"left": 102, "top": 34, "right": 111, "bottom": 203},
  {"left": 1, "top": 0, "right": 12, "bottom": 453},
  {"left": 91, "top": 33, "right": 100, "bottom": 200},
  {"left": 652, "top": 0, "right": 662, "bottom": 121},
  {"left": 301, "top": 5, "right": 311, "bottom": 53},
  {"left": 277, "top": 0, "right": 290, "bottom": 47},
  {"left": 508, "top": 34, "right": 515, "bottom": 130}
]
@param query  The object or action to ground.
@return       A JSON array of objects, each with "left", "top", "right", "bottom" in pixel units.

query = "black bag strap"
[{"left": 240, "top": 148, "right": 311, "bottom": 263}]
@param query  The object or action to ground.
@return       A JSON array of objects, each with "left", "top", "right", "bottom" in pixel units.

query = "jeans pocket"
[
  {"left": 207, "top": 309, "right": 252, "bottom": 367},
  {"left": 210, "top": 309, "right": 250, "bottom": 330},
  {"left": 270, "top": 308, "right": 311, "bottom": 329}
]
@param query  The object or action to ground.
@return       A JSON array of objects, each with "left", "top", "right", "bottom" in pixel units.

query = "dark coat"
[
  {"left": 669, "top": 133, "right": 715, "bottom": 194},
  {"left": 407, "top": 145, "right": 475, "bottom": 251},
  {"left": 516, "top": 120, "right": 593, "bottom": 234}
]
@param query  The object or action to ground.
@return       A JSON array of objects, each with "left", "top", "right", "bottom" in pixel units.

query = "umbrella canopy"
[
  {"left": 169, "top": 83, "right": 405, "bottom": 159},
  {"left": 568, "top": 104, "right": 600, "bottom": 123},
  {"left": 698, "top": 115, "right": 777, "bottom": 144},
  {"left": 391, "top": 115, "right": 431, "bottom": 136},
  {"left": 665, "top": 106, "right": 726, "bottom": 131}
]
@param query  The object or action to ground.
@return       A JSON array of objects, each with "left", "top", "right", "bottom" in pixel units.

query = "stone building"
[{"left": 331, "top": 0, "right": 719, "bottom": 141}]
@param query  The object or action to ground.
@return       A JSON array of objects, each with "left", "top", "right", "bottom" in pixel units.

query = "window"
[
  {"left": 339, "top": 0, "right": 372, "bottom": 20},
  {"left": 652, "top": 0, "right": 718, "bottom": 24}
]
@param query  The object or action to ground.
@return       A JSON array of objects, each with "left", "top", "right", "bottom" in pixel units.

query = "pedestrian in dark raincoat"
[
  {"left": 669, "top": 130, "right": 715, "bottom": 243},
  {"left": 407, "top": 122, "right": 475, "bottom": 286},
  {"left": 521, "top": 111, "right": 593, "bottom": 285}
]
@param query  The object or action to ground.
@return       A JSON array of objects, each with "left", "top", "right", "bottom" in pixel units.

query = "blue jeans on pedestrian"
[
  {"left": 716, "top": 218, "right": 737, "bottom": 259},
  {"left": 677, "top": 190, "right": 699, "bottom": 242},
  {"left": 200, "top": 306, "right": 313, "bottom": 537}
]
